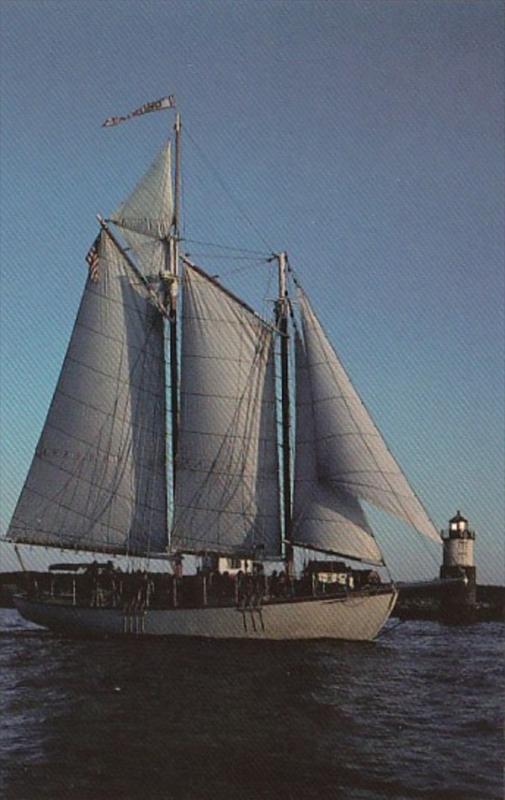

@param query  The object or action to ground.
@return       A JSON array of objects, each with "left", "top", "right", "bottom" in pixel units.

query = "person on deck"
[
  {"left": 252, "top": 565, "right": 266, "bottom": 607},
  {"left": 269, "top": 570, "right": 279, "bottom": 598}
]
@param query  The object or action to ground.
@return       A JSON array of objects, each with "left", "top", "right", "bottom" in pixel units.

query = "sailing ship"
[{"left": 5, "top": 106, "right": 442, "bottom": 640}]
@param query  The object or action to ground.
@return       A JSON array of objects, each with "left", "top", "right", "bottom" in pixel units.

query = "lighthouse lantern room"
[{"left": 441, "top": 510, "right": 475, "bottom": 569}]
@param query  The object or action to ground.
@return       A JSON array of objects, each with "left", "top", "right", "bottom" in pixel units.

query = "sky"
[{"left": 0, "top": 0, "right": 503, "bottom": 583}]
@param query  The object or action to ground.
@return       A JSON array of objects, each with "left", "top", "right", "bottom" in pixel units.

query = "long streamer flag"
[{"left": 102, "top": 95, "right": 176, "bottom": 128}]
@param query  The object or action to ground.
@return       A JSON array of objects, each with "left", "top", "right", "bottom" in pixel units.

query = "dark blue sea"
[{"left": 0, "top": 609, "right": 502, "bottom": 800}]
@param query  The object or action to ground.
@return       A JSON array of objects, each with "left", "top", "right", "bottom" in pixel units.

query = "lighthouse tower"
[{"left": 440, "top": 511, "right": 477, "bottom": 622}]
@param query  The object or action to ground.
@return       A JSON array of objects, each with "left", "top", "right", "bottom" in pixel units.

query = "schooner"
[{"left": 5, "top": 98, "right": 442, "bottom": 639}]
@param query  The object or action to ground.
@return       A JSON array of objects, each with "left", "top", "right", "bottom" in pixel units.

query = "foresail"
[
  {"left": 298, "top": 291, "right": 440, "bottom": 544},
  {"left": 293, "top": 332, "right": 383, "bottom": 564},
  {"left": 172, "top": 265, "right": 280, "bottom": 556},
  {"left": 6, "top": 233, "right": 168, "bottom": 554}
]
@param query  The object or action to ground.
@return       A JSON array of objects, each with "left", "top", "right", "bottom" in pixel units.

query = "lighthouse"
[{"left": 440, "top": 511, "right": 477, "bottom": 622}]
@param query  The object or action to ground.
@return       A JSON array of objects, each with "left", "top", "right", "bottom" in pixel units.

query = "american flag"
[{"left": 85, "top": 238, "right": 100, "bottom": 282}]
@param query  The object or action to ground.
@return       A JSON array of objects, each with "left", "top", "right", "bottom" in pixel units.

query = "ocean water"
[{"left": 0, "top": 609, "right": 502, "bottom": 800}]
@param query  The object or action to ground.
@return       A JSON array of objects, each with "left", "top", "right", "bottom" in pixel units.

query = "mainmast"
[
  {"left": 275, "top": 252, "right": 293, "bottom": 572},
  {"left": 165, "top": 112, "right": 181, "bottom": 477}
]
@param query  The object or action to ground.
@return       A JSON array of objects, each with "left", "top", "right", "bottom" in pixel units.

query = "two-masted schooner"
[{"left": 5, "top": 100, "right": 442, "bottom": 639}]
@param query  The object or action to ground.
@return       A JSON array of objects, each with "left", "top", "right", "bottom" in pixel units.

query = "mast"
[
  {"left": 167, "top": 112, "right": 181, "bottom": 476},
  {"left": 275, "top": 251, "right": 293, "bottom": 572},
  {"left": 174, "top": 112, "right": 182, "bottom": 238}
]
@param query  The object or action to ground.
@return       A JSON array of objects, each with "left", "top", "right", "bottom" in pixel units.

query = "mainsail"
[
  {"left": 293, "top": 332, "right": 384, "bottom": 564},
  {"left": 6, "top": 233, "right": 168, "bottom": 554},
  {"left": 110, "top": 141, "right": 173, "bottom": 276},
  {"left": 171, "top": 264, "right": 280, "bottom": 556},
  {"left": 296, "top": 291, "right": 440, "bottom": 544}
]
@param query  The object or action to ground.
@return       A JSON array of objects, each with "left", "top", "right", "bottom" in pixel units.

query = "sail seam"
[
  {"left": 34, "top": 454, "right": 166, "bottom": 492},
  {"left": 185, "top": 313, "right": 268, "bottom": 328},
  {"left": 182, "top": 352, "right": 273, "bottom": 363},
  {"left": 73, "top": 317, "right": 154, "bottom": 349},
  {"left": 53, "top": 387, "right": 165, "bottom": 431},
  {"left": 41, "top": 420, "right": 165, "bottom": 467},
  {"left": 177, "top": 468, "right": 277, "bottom": 479},
  {"left": 85, "top": 286, "right": 162, "bottom": 316},
  {"left": 178, "top": 429, "right": 277, "bottom": 442},
  {"left": 303, "top": 431, "right": 381, "bottom": 443},
  {"left": 175, "top": 505, "right": 279, "bottom": 517},
  {"left": 64, "top": 355, "right": 164, "bottom": 398},
  {"left": 181, "top": 390, "right": 274, "bottom": 402},
  {"left": 15, "top": 486, "right": 138, "bottom": 535},
  {"left": 328, "top": 477, "right": 419, "bottom": 499}
]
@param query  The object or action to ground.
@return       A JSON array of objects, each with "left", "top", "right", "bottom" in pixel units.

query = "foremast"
[{"left": 96, "top": 102, "right": 180, "bottom": 551}]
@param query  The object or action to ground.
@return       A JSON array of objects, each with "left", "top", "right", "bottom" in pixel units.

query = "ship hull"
[{"left": 14, "top": 590, "right": 397, "bottom": 641}]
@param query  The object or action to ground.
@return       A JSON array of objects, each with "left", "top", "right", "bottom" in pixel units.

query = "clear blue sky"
[{"left": 0, "top": 1, "right": 503, "bottom": 583}]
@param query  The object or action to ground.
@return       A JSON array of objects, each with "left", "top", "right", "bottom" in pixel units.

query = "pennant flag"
[
  {"left": 85, "top": 237, "right": 100, "bottom": 282},
  {"left": 102, "top": 95, "right": 176, "bottom": 128},
  {"left": 102, "top": 115, "right": 129, "bottom": 128}
]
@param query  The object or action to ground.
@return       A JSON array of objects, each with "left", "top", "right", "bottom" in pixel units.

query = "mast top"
[
  {"left": 173, "top": 111, "right": 182, "bottom": 243},
  {"left": 272, "top": 251, "right": 288, "bottom": 305}
]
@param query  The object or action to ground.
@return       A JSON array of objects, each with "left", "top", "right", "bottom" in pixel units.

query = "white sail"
[
  {"left": 110, "top": 142, "right": 173, "bottom": 276},
  {"left": 172, "top": 264, "right": 280, "bottom": 556},
  {"left": 6, "top": 233, "right": 168, "bottom": 554},
  {"left": 293, "top": 332, "right": 384, "bottom": 564},
  {"left": 298, "top": 291, "right": 440, "bottom": 544},
  {"left": 111, "top": 141, "right": 173, "bottom": 239}
]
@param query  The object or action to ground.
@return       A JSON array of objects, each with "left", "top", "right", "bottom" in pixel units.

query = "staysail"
[
  {"left": 293, "top": 332, "right": 384, "bottom": 564},
  {"left": 296, "top": 290, "right": 440, "bottom": 544},
  {"left": 6, "top": 233, "right": 168, "bottom": 554},
  {"left": 171, "top": 264, "right": 280, "bottom": 556},
  {"left": 110, "top": 141, "right": 173, "bottom": 276}
]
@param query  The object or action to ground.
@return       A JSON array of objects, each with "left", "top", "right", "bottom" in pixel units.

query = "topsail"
[{"left": 110, "top": 141, "right": 174, "bottom": 276}]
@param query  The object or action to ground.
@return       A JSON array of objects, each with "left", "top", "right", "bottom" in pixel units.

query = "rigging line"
[
  {"left": 286, "top": 257, "right": 305, "bottom": 298},
  {"left": 182, "top": 238, "right": 269, "bottom": 256},
  {"left": 220, "top": 263, "right": 273, "bottom": 280},
  {"left": 183, "top": 253, "right": 268, "bottom": 263},
  {"left": 181, "top": 164, "right": 186, "bottom": 238},
  {"left": 183, "top": 258, "right": 284, "bottom": 337},
  {"left": 183, "top": 125, "right": 273, "bottom": 252},
  {"left": 260, "top": 261, "right": 276, "bottom": 322}
]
